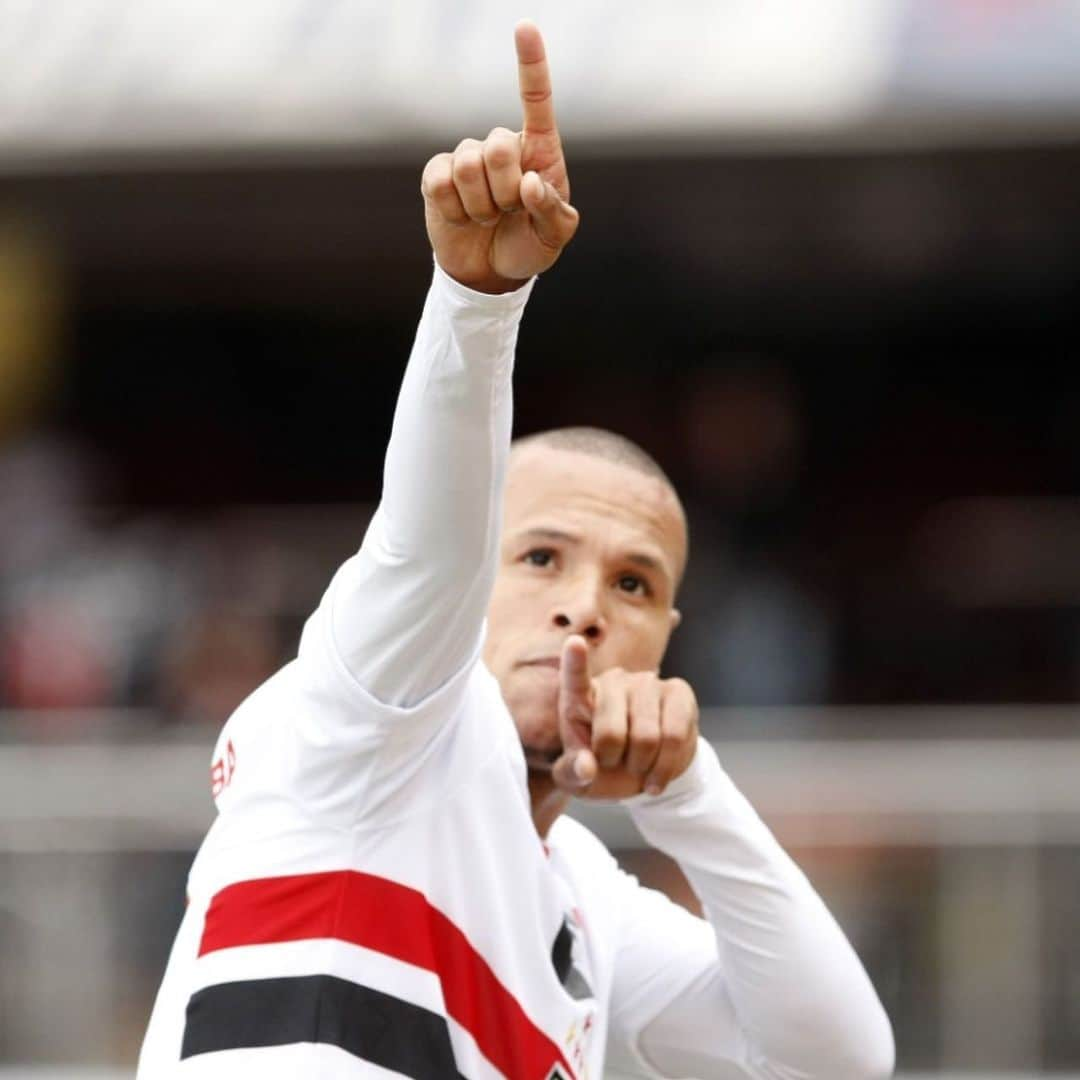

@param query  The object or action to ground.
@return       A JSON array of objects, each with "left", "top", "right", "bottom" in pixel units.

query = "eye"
[
  {"left": 523, "top": 548, "right": 555, "bottom": 568},
  {"left": 617, "top": 573, "right": 649, "bottom": 596}
]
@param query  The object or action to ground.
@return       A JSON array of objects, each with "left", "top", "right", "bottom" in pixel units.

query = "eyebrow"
[
  {"left": 517, "top": 527, "right": 669, "bottom": 576},
  {"left": 520, "top": 526, "right": 580, "bottom": 545}
]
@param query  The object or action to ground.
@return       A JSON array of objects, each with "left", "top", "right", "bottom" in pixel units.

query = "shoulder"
[{"left": 547, "top": 815, "right": 622, "bottom": 882}]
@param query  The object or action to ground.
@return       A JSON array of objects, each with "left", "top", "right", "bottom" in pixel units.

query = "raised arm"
[{"left": 300, "top": 23, "right": 578, "bottom": 710}]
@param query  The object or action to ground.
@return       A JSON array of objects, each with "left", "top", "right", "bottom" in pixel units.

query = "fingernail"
[
  {"left": 573, "top": 753, "right": 591, "bottom": 781},
  {"left": 645, "top": 782, "right": 661, "bottom": 797}
]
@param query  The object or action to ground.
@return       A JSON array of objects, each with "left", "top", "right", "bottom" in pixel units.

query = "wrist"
[
  {"left": 462, "top": 270, "right": 531, "bottom": 296},
  {"left": 432, "top": 258, "right": 535, "bottom": 310},
  {"left": 431, "top": 255, "right": 529, "bottom": 296}
]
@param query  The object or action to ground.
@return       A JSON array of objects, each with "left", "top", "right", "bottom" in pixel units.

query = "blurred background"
[{"left": 1, "top": 1, "right": 1079, "bottom": 1076}]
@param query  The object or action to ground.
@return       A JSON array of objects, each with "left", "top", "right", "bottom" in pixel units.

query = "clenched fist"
[
  {"left": 553, "top": 636, "right": 700, "bottom": 800},
  {"left": 421, "top": 21, "right": 579, "bottom": 294}
]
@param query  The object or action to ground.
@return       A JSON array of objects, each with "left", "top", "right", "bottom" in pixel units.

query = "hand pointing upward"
[{"left": 421, "top": 21, "right": 580, "bottom": 294}]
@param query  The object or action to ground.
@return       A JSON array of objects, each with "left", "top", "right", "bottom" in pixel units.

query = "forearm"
[
  {"left": 297, "top": 22, "right": 573, "bottom": 713},
  {"left": 305, "top": 262, "right": 534, "bottom": 708},
  {"left": 626, "top": 741, "right": 894, "bottom": 1080}
]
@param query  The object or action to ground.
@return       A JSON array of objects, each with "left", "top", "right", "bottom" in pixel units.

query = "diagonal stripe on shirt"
[
  {"left": 196, "top": 870, "right": 574, "bottom": 1080},
  {"left": 181, "top": 973, "right": 467, "bottom": 1078}
]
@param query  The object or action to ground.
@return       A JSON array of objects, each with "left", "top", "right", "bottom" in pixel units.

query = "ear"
[{"left": 669, "top": 607, "right": 682, "bottom": 631}]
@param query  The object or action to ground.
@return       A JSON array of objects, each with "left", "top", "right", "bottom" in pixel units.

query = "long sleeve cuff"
[{"left": 432, "top": 258, "right": 536, "bottom": 316}]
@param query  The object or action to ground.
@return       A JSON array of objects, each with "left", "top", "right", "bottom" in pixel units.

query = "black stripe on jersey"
[{"left": 181, "top": 975, "right": 468, "bottom": 1079}]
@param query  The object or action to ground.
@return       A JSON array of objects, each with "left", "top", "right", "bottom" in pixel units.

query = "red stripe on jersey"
[{"left": 199, "top": 870, "right": 574, "bottom": 1080}]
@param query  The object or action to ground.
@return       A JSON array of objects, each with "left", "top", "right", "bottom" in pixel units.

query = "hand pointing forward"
[
  {"left": 421, "top": 21, "right": 580, "bottom": 294},
  {"left": 552, "top": 636, "right": 700, "bottom": 800}
]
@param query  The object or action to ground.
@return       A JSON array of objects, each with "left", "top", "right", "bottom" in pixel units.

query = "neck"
[{"left": 528, "top": 770, "right": 571, "bottom": 837}]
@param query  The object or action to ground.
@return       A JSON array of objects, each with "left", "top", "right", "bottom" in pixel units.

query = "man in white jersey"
[{"left": 139, "top": 22, "right": 894, "bottom": 1080}]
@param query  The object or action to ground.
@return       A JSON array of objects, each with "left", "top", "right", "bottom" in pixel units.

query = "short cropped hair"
[{"left": 511, "top": 426, "right": 673, "bottom": 488}]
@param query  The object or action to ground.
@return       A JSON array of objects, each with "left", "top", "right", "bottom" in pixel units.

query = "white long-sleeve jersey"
[{"left": 137, "top": 265, "right": 894, "bottom": 1080}]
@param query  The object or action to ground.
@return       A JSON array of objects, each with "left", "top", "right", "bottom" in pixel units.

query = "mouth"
[{"left": 517, "top": 657, "right": 560, "bottom": 670}]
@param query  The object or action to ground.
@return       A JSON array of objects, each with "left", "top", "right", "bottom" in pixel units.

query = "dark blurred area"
[{"left": 1, "top": 145, "right": 1078, "bottom": 732}]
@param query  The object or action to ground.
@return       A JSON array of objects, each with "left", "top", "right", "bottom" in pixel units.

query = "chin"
[{"left": 501, "top": 681, "right": 560, "bottom": 760}]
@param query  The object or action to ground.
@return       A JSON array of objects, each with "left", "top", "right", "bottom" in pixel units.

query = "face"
[{"left": 484, "top": 445, "right": 686, "bottom": 766}]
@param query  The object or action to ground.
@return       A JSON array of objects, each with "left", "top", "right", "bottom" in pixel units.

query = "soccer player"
[{"left": 138, "top": 22, "right": 894, "bottom": 1080}]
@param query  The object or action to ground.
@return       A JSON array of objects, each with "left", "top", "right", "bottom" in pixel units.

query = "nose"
[{"left": 550, "top": 573, "right": 607, "bottom": 643}]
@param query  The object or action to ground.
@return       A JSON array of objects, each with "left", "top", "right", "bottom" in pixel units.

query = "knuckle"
[
  {"left": 666, "top": 715, "right": 692, "bottom": 743},
  {"left": 592, "top": 728, "right": 614, "bottom": 749},
  {"left": 667, "top": 677, "right": 694, "bottom": 700},
  {"left": 483, "top": 139, "right": 516, "bottom": 170},
  {"left": 672, "top": 707, "right": 694, "bottom": 733},
  {"left": 665, "top": 679, "right": 698, "bottom": 714},
  {"left": 420, "top": 155, "right": 453, "bottom": 194},
  {"left": 631, "top": 671, "right": 658, "bottom": 693},
  {"left": 423, "top": 151, "right": 452, "bottom": 172},
  {"left": 593, "top": 731, "right": 623, "bottom": 763},
  {"left": 452, "top": 149, "right": 484, "bottom": 182},
  {"left": 484, "top": 128, "right": 517, "bottom": 149},
  {"left": 430, "top": 175, "right": 457, "bottom": 201},
  {"left": 633, "top": 730, "right": 660, "bottom": 758}
]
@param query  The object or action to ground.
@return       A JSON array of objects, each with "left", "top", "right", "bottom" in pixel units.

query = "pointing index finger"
[
  {"left": 558, "top": 635, "right": 592, "bottom": 732},
  {"left": 515, "top": 20, "right": 557, "bottom": 135},
  {"left": 555, "top": 636, "right": 594, "bottom": 789}
]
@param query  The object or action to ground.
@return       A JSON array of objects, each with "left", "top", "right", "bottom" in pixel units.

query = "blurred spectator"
[
  {"left": 159, "top": 610, "right": 280, "bottom": 726},
  {"left": 0, "top": 434, "right": 100, "bottom": 580},
  {"left": 678, "top": 571, "right": 833, "bottom": 708},
  {"left": 681, "top": 364, "right": 803, "bottom": 512},
  {"left": 670, "top": 364, "right": 834, "bottom": 713}
]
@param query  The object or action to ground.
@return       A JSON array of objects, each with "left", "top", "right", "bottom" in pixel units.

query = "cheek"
[
  {"left": 611, "top": 612, "right": 672, "bottom": 670},
  {"left": 487, "top": 573, "right": 544, "bottom": 630},
  {"left": 486, "top": 588, "right": 510, "bottom": 630},
  {"left": 484, "top": 578, "right": 527, "bottom": 669},
  {"left": 502, "top": 668, "right": 561, "bottom": 748}
]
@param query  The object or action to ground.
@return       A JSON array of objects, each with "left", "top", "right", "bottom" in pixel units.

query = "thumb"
[
  {"left": 551, "top": 744, "right": 598, "bottom": 794},
  {"left": 520, "top": 171, "right": 579, "bottom": 253}
]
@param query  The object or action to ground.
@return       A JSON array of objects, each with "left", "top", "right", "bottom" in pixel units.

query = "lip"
[{"left": 518, "top": 657, "right": 560, "bottom": 670}]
